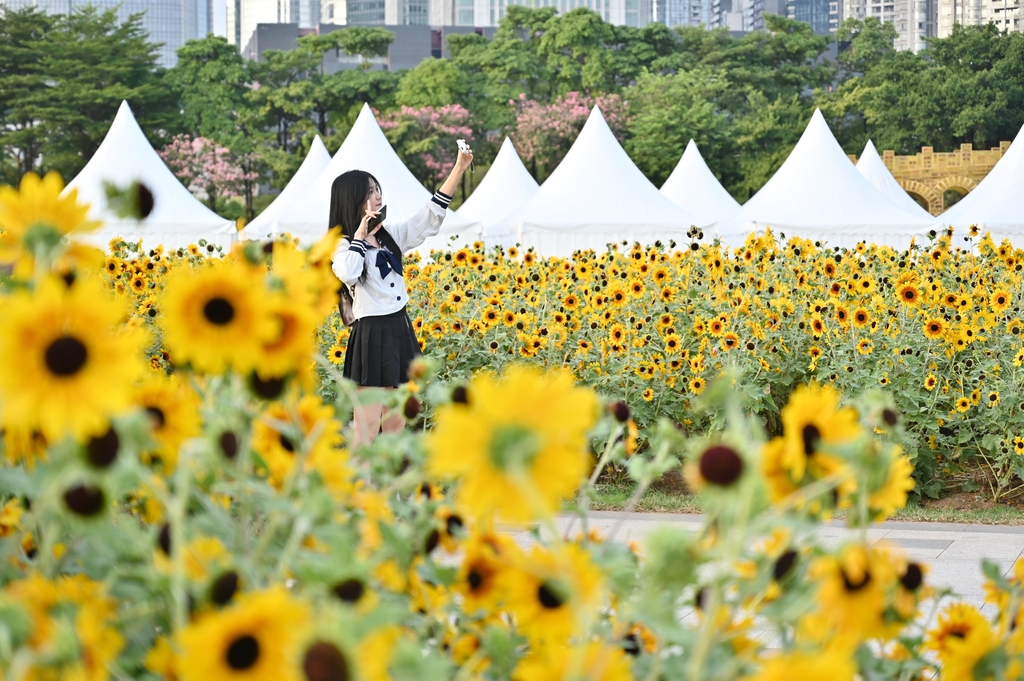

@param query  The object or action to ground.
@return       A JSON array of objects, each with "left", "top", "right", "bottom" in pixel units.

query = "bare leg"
[
  {"left": 381, "top": 409, "right": 404, "bottom": 433},
  {"left": 353, "top": 401, "right": 385, "bottom": 448}
]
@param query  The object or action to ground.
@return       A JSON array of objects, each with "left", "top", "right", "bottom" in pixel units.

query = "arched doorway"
[
  {"left": 934, "top": 176, "right": 979, "bottom": 213},
  {"left": 900, "top": 180, "right": 941, "bottom": 215}
]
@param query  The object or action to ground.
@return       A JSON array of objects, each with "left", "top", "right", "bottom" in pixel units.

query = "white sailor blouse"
[{"left": 330, "top": 189, "right": 452, "bottom": 320}]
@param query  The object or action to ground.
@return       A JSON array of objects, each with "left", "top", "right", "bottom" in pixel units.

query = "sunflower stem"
[{"left": 170, "top": 440, "right": 193, "bottom": 634}]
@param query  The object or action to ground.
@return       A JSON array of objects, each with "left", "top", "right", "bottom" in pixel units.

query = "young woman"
[{"left": 330, "top": 144, "right": 473, "bottom": 446}]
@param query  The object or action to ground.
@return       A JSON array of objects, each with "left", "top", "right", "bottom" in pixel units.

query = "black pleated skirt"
[{"left": 343, "top": 308, "right": 421, "bottom": 388}]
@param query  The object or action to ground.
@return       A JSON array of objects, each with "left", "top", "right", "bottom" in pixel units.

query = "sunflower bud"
[
  {"left": 158, "top": 523, "right": 172, "bottom": 555},
  {"left": 63, "top": 483, "right": 105, "bottom": 517},
  {"left": 609, "top": 401, "right": 630, "bottom": 423},
  {"left": 900, "top": 563, "right": 923, "bottom": 591},
  {"left": 219, "top": 431, "right": 240, "bottom": 460},
  {"left": 85, "top": 428, "right": 120, "bottom": 468},
  {"left": 772, "top": 550, "right": 798, "bottom": 581},
  {"left": 211, "top": 571, "right": 240, "bottom": 605},
  {"left": 698, "top": 445, "right": 744, "bottom": 487},
  {"left": 331, "top": 578, "right": 365, "bottom": 603},
  {"left": 303, "top": 641, "right": 350, "bottom": 681},
  {"left": 403, "top": 396, "right": 421, "bottom": 420}
]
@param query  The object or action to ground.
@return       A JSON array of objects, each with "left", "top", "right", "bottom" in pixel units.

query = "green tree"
[
  {"left": 0, "top": 9, "right": 53, "bottom": 185},
  {"left": 625, "top": 68, "right": 734, "bottom": 189},
  {"left": 170, "top": 35, "right": 250, "bottom": 141},
  {"left": 0, "top": 7, "right": 176, "bottom": 184},
  {"left": 336, "top": 26, "right": 394, "bottom": 69},
  {"left": 834, "top": 17, "right": 897, "bottom": 76}
]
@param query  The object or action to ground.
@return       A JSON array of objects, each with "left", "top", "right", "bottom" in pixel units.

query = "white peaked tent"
[
  {"left": 243, "top": 135, "right": 331, "bottom": 240},
  {"left": 856, "top": 140, "right": 933, "bottom": 219},
  {"left": 499, "top": 107, "right": 701, "bottom": 257},
  {"left": 940, "top": 123, "right": 1024, "bottom": 245},
  {"left": 65, "top": 101, "right": 235, "bottom": 251},
  {"left": 660, "top": 139, "right": 741, "bottom": 228},
  {"left": 260, "top": 103, "right": 478, "bottom": 251},
  {"left": 719, "top": 109, "right": 937, "bottom": 249},
  {"left": 457, "top": 137, "right": 539, "bottom": 248}
]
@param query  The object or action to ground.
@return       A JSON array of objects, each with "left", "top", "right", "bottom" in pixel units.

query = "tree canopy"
[{"left": 1, "top": 5, "right": 1022, "bottom": 217}]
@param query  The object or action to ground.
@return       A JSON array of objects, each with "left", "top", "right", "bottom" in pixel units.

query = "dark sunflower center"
[
  {"left": 226, "top": 635, "right": 260, "bottom": 670},
  {"left": 904, "top": 290, "right": 914, "bottom": 299},
  {"left": 45, "top": 336, "right": 88, "bottom": 377},
  {"left": 280, "top": 433, "right": 296, "bottom": 453},
  {"left": 146, "top": 406, "right": 166, "bottom": 429},
  {"left": 840, "top": 567, "right": 871, "bottom": 592},
  {"left": 467, "top": 568, "right": 484, "bottom": 591},
  {"left": 203, "top": 297, "right": 235, "bottom": 325},
  {"left": 802, "top": 424, "right": 821, "bottom": 456},
  {"left": 537, "top": 581, "right": 565, "bottom": 609}
]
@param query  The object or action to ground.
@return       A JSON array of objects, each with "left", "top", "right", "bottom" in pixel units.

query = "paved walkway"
[{"left": 508, "top": 511, "right": 1024, "bottom": 613}]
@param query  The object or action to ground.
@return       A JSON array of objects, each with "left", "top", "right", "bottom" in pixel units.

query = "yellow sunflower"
[
  {"left": 990, "top": 289, "right": 1012, "bottom": 313},
  {"left": 0, "top": 276, "right": 144, "bottom": 441},
  {"left": 252, "top": 395, "right": 350, "bottom": 496},
  {"left": 256, "top": 292, "right": 319, "bottom": 383},
  {"left": 925, "top": 602, "right": 997, "bottom": 681},
  {"left": 895, "top": 284, "right": 919, "bottom": 307},
  {"left": 160, "top": 260, "right": 275, "bottom": 375},
  {"left": 0, "top": 171, "right": 100, "bottom": 266},
  {"left": 426, "top": 364, "right": 597, "bottom": 522},
  {"left": 512, "top": 641, "right": 634, "bottom": 681},
  {"left": 135, "top": 374, "right": 201, "bottom": 472},
  {"left": 505, "top": 543, "right": 605, "bottom": 644},
  {"left": 457, "top": 531, "right": 520, "bottom": 614},
  {"left": 868, "top": 453, "right": 915, "bottom": 519},
  {"left": 779, "top": 383, "right": 862, "bottom": 482},
  {"left": 809, "top": 544, "right": 897, "bottom": 641},
  {"left": 743, "top": 646, "right": 855, "bottom": 681},
  {"left": 850, "top": 308, "right": 870, "bottom": 329},
  {"left": 177, "top": 586, "right": 310, "bottom": 681},
  {"left": 922, "top": 319, "right": 946, "bottom": 340}
]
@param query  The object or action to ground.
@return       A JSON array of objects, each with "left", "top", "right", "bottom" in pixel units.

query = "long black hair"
[{"left": 328, "top": 170, "right": 402, "bottom": 256}]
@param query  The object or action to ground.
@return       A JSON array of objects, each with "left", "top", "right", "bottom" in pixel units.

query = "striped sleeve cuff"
[
  {"left": 431, "top": 190, "right": 453, "bottom": 208},
  {"left": 348, "top": 239, "right": 367, "bottom": 255}
]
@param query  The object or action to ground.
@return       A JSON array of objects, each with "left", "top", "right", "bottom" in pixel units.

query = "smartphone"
[{"left": 368, "top": 205, "right": 387, "bottom": 230}]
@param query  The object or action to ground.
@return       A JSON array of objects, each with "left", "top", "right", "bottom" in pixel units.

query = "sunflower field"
[{"left": 3, "top": 171, "right": 1024, "bottom": 681}]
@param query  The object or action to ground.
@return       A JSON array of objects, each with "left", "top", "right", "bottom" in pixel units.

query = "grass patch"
[{"left": 577, "top": 482, "right": 1024, "bottom": 525}]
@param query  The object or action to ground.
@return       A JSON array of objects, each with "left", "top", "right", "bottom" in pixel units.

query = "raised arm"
[{"left": 439, "top": 146, "right": 474, "bottom": 198}]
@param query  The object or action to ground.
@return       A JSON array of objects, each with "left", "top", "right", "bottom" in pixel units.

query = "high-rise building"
[
  {"left": 936, "top": 0, "right": 1019, "bottom": 35},
  {"left": 4, "top": 0, "right": 211, "bottom": 65},
  {"left": 709, "top": 0, "right": 742, "bottom": 27},
  {"left": 786, "top": 0, "right": 835, "bottom": 33},
  {"left": 841, "top": 0, "right": 936, "bottom": 51},
  {"left": 229, "top": 0, "right": 320, "bottom": 50},
  {"left": 314, "top": 0, "right": 653, "bottom": 29},
  {"left": 654, "top": 0, "right": 707, "bottom": 26}
]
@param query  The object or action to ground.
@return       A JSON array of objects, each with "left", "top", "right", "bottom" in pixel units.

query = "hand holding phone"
[{"left": 355, "top": 200, "right": 385, "bottom": 240}]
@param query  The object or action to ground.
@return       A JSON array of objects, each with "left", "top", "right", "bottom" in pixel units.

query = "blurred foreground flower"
[{"left": 427, "top": 364, "right": 598, "bottom": 522}]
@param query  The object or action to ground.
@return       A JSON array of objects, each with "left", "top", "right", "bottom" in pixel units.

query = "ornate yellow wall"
[{"left": 880, "top": 142, "right": 1011, "bottom": 215}]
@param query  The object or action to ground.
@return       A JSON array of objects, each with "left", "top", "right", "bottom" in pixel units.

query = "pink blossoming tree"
[
  {"left": 511, "top": 92, "right": 628, "bottom": 181},
  {"left": 159, "top": 135, "right": 258, "bottom": 212},
  {"left": 377, "top": 105, "right": 477, "bottom": 192}
]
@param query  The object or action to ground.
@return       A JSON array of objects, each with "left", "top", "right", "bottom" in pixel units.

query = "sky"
[{"left": 213, "top": 0, "right": 226, "bottom": 37}]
